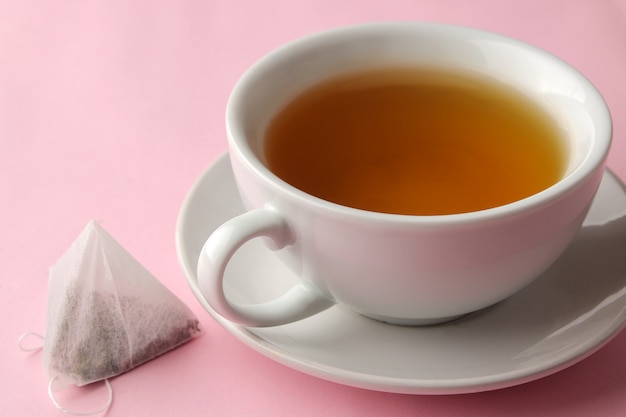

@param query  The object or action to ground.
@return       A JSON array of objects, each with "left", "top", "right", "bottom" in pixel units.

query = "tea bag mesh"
[{"left": 43, "top": 221, "right": 200, "bottom": 388}]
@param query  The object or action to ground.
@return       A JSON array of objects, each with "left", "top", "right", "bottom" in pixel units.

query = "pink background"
[{"left": 2, "top": 1, "right": 625, "bottom": 416}]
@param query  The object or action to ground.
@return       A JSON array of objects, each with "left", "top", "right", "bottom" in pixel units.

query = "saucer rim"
[{"left": 176, "top": 152, "right": 626, "bottom": 395}]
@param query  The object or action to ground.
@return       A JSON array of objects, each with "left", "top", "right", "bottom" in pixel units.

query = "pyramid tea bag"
[{"left": 43, "top": 220, "right": 200, "bottom": 388}]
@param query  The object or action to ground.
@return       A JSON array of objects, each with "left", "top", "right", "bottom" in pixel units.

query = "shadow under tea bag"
[{"left": 44, "top": 220, "right": 201, "bottom": 389}]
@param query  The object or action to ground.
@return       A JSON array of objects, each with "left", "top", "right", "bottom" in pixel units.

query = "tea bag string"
[
  {"left": 48, "top": 378, "right": 113, "bottom": 416},
  {"left": 18, "top": 332, "right": 45, "bottom": 352}
]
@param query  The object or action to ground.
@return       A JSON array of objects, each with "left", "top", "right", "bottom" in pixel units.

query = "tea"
[{"left": 263, "top": 67, "right": 567, "bottom": 215}]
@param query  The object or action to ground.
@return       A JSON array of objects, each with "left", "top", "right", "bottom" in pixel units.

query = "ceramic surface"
[{"left": 177, "top": 154, "right": 626, "bottom": 394}]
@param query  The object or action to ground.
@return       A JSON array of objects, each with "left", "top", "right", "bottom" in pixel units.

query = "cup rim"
[{"left": 226, "top": 21, "right": 613, "bottom": 225}]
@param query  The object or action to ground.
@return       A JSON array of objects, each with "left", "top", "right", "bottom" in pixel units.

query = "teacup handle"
[{"left": 195, "top": 207, "right": 334, "bottom": 327}]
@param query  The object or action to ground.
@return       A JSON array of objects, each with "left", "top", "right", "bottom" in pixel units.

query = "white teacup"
[{"left": 196, "top": 22, "right": 612, "bottom": 327}]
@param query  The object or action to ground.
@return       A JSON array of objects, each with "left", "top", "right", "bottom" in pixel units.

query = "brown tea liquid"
[{"left": 264, "top": 67, "right": 567, "bottom": 215}]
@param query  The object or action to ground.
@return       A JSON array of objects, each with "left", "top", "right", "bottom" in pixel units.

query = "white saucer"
[{"left": 176, "top": 153, "right": 626, "bottom": 395}]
